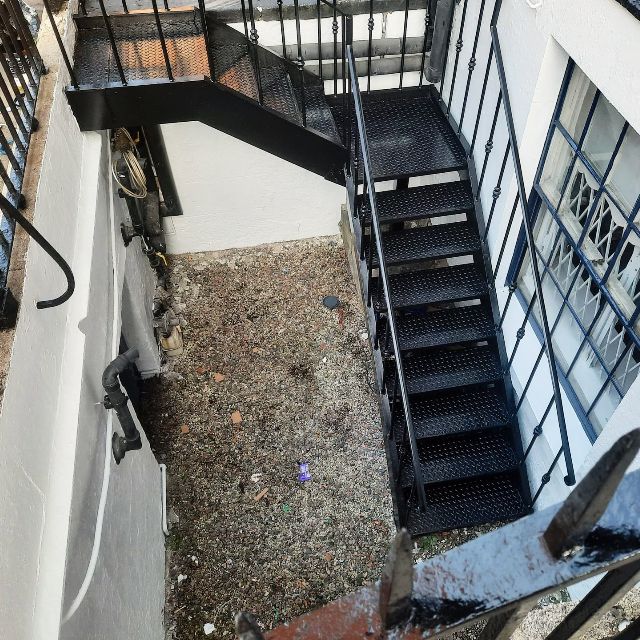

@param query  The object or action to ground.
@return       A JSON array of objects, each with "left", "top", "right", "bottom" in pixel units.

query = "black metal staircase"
[
  {"left": 50, "top": 0, "right": 584, "bottom": 537},
  {"left": 345, "top": 81, "right": 530, "bottom": 536},
  {"left": 66, "top": 9, "right": 347, "bottom": 181}
]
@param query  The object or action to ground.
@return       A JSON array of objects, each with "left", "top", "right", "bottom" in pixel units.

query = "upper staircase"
[{"left": 67, "top": 8, "right": 347, "bottom": 181}]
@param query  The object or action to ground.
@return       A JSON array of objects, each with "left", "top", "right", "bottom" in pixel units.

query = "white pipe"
[{"left": 159, "top": 463, "right": 169, "bottom": 536}]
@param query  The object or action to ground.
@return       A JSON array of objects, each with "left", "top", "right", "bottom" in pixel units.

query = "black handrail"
[
  {"left": 490, "top": 27, "right": 574, "bottom": 486},
  {"left": 347, "top": 45, "right": 428, "bottom": 512},
  {"left": 0, "top": 195, "right": 75, "bottom": 309}
]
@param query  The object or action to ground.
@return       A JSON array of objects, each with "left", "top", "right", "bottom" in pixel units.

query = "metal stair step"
[
  {"left": 366, "top": 221, "right": 480, "bottom": 267},
  {"left": 388, "top": 305, "right": 496, "bottom": 352},
  {"left": 360, "top": 181, "right": 474, "bottom": 226},
  {"left": 404, "top": 473, "right": 529, "bottom": 536},
  {"left": 373, "top": 263, "right": 489, "bottom": 311},
  {"left": 392, "top": 388, "right": 510, "bottom": 441},
  {"left": 398, "top": 430, "right": 519, "bottom": 488},
  {"left": 385, "top": 345, "right": 503, "bottom": 395}
]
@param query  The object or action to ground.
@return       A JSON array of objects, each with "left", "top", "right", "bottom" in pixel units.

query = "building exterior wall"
[
  {"left": 0, "top": 27, "right": 164, "bottom": 640},
  {"left": 442, "top": 0, "right": 640, "bottom": 509}
]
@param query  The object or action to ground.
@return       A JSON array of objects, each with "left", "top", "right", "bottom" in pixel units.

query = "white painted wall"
[
  {"left": 161, "top": 122, "right": 345, "bottom": 253},
  {"left": 0, "top": 20, "right": 163, "bottom": 639},
  {"left": 441, "top": 0, "right": 640, "bottom": 509}
]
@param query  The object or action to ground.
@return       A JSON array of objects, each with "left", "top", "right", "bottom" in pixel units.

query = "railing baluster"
[
  {"left": 278, "top": 0, "right": 287, "bottom": 58},
  {"left": 341, "top": 15, "right": 347, "bottom": 101},
  {"left": 97, "top": 0, "right": 127, "bottom": 85},
  {"left": 197, "top": 0, "right": 215, "bottom": 79},
  {"left": 476, "top": 92, "right": 501, "bottom": 195},
  {"left": 469, "top": 44, "right": 494, "bottom": 157},
  {"left": 246, "top": 0, "right": 263, "bottom": 104},
  {"left": 483, "top": 141, "right": 510, "bottom": 241},
  {"left": 5, "top": 0, "right": 47, "bottom": 80},
  {"left": 151, "top": 0, "right": 173, "bottom": 81},
  {"left": 0, "top": 2, "right": 36, "bottom": 97},
  {"left": 531, "top": 447, "right": 562, "bottom": 506},
  {"left": 5, "top": 0, "right": 45, "bottom": 76},
  {"left": 418, "top": 6, "right": 429, "bottom": 87},
  {"left": 240, "top": 0, "right": 249, "bottom": 39},
  {"left": 458, "top": 0, "right": 487, "bottom": 133},
  {"left": 163, "top": 0, "right": 170, "bottom": 12},
  {"left": 332, "top": 0, "right": 338, "bottom": 96},
  {"left": 0, "top": 123, "right": 21, "bottom": 175},
  {"left": 492, "top": 194, "right": 518, "bottom": 279},
  {"left": 41, "top": 0, "right": 78, "bottom": 88},
  {"left": 315, "top": 0, "right": 322, "bottom": 79},
  {"left": 0, "top": 156, "right": 18, "bottom": 197},
  {"left": 0, "top": 70, "right": 28, "bottom": 141},
  {"left": 399, "top": 0, "right": 410, "bottom": 89},
  {"left": 366, "top": 0, "right": 373, "bottom": 92},
  {"left": 293, "top": 0, "right": 306, "bottom": 127},
  {"left": 445, "top": 0, "right": 468, "bottom": 115},
  {"left": 121, "top": 0, "right": 129, "bottom": 13}
]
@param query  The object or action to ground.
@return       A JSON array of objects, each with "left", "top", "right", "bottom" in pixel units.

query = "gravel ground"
[
  {"left": 142, "top": 237, "right": 397, "bottom": 639},
  {"left": 140, "top": 236, "right": 515, "bottom": 639}
]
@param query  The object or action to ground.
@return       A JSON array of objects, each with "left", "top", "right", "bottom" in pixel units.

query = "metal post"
[
  {"left": 97, "top": 0, "right": 127, "bottom": 85},
  {"left": 150, "top": 0, "right": 173, "bottom": 80}
]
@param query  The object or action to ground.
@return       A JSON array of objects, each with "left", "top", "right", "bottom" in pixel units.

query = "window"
[{"left": 517, "top": 62, "right": 640, "bottom": 439}]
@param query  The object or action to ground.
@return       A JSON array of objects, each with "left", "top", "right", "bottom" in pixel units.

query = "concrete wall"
[
  {"left": 0, "top": 16, "right": 164, "bottom": 639},
  {"left": 441, "top": 0, "right": 640, "bottom": 509}
]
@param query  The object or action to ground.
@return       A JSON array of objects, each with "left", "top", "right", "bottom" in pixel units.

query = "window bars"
[{"left": 516, "top": 62, "right": 640, "bottom": 439}]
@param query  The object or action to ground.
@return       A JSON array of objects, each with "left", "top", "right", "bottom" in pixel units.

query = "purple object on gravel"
[{"left": 298, "top": 462, "right": 311, "bottom": 482}]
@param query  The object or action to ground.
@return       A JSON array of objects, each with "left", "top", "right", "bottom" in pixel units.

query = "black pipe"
[{"left": 103, "top": 347, "right": 142, "bottom": 464}]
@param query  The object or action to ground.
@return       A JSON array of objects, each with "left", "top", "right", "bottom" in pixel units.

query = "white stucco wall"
[
  {"left": 0, "top": 36, "right": 164, "bottom": 640},
  {"left": 161, "top": 122, "right": 345, "bottom": 254},
  {"left": 441, "top": 0, "right": 640, "bottom": 509}
]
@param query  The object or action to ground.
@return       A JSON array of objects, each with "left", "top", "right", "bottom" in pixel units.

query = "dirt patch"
[{"left": 142, "top": 237, "right": 395, "bottom": 638}]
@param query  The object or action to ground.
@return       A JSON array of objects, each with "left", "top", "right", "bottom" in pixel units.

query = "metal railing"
[
  {"left": 0, "top": 0, "right": 76, "bottom": 318},
  {"left": 236, "top": 429, "right": 640, "bottom": 639},
  {"left": 346, "top": 45, "right": 428, "bottom": 514},
  {"left": 440, "top": 0, "right": 576, "bottom": 501}
]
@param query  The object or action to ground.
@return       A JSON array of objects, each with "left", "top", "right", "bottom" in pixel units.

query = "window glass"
[
  {"left": 582, "top": 94, "right": 626, "bottom": 177},
  {"left": 606, "top": 126, "right": 640, "bottom": 214}
]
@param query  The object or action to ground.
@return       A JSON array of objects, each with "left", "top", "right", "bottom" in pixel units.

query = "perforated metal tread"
[
  {"left": 366, "top": 221, "right": 480, "bottom": 267},
  {"left": 404, "top": 473, "right": 529, "bottom": 536},
  {"left": 398, "top": 430, "right": 519, "bottom": 487},
  {"left": 73, "top": 11, "right": 208, "bottom": 85},
  {"left": 333, "top": 88, "right": 467, "bottom": 180},
  {"left": 297, "top": 85, "right": 342, "bottom": 142},
  {"left": 374, "top": 263, "right": 488, "bottom": 310},
  {"left": 360, "top": 181, "right": 474, "bottom": 226},
  {"left": 382, "top": 305, "right": 496, "bottom": 353},
  {"left": 386, "top": 345, "right": 503, "bottom": 395},
  {"left": 392, "top": 388, "right": 509, "bottom": 441}
]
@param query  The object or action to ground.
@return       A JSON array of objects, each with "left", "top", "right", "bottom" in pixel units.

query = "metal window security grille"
[{"left": 517, "top": 62, "right": 640, "bottom": 438}]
